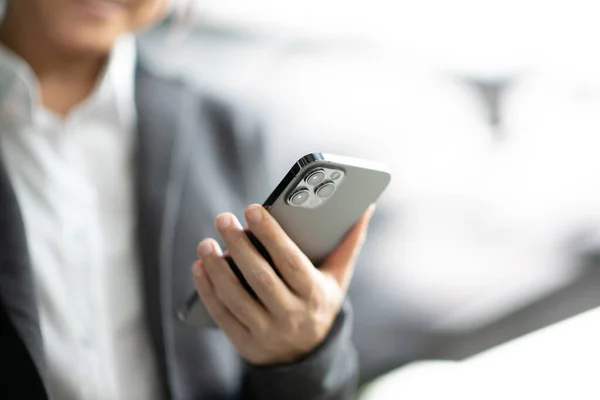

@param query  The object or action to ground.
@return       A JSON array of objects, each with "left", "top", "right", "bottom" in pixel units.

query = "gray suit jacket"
[{"left": 0, "top": 60, "right": 358, "bottom": 399}]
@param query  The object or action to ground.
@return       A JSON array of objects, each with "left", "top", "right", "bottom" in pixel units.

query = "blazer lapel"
[
  {"left": 135, "top": 63, "right": 245, "bottom": 399},
  {"left": 0, "top": 158, "right": 47, "bottom": 393},
  {"left": 134, "top": 63, "right": 192, "bottom": 397}
]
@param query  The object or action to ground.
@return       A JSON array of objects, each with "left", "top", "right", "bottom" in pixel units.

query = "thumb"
[{"left": 320, "top": 204, "right": 376, "bottom": 291}]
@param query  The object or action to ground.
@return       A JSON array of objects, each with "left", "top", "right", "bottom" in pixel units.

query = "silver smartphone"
[{"left": 177, "top": 153, "right": 391, "bottom": 326}]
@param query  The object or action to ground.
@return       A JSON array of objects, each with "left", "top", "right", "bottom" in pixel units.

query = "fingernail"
[
  {"left": 197, "top": 240, "right": 213, "bottom": 257},
  {"left": 246, "top": 205, "right": 263, "bottom": 223},
  {"left": 216, "top": 214, "right": 232, "bottom": 230}
]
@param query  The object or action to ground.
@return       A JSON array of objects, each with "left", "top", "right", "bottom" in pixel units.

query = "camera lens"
[
  {"left": 305, "top": 170, "right": 326, "bottom": 186},
  {"left": 316, "top": 182, "right": 335, "bottom": 198},
  {"left": 290, "top": 189, "right": 310, "bottom": 206}
]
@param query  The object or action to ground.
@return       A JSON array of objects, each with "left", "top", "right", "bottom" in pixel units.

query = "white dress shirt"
[{"left": 0, "top": 35, "right": 162, "bottom": 400}]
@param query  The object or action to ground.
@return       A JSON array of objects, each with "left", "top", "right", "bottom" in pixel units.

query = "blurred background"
[{"left": 139, "top": 0, "right": 600, "bottom": 390}]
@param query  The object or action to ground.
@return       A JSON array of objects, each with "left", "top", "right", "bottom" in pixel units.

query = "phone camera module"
[
  {"left": 316, "top": 181, "right": 336, "bottom": 199},
  {"left": 289, "top": 167, "right": 343, "bottom": 208},
  {"left": 305, "top": 169, "right": 326, "bottom": 186},
  {"left": 289, "top": 189, "right": 310, "bottom": 206}
]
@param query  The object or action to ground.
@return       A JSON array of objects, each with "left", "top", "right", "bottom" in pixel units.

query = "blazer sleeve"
[{"left": 242, "top": 301, "right": 358, "bottom": 400}]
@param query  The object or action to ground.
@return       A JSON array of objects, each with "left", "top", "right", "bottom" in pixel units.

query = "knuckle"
[
  {"left": 230, "top": 233, "right": 247, "bottom": 251},
  {"left": 229, "top": 297, "right": 250, "bottom": 317},
  {"left": 283, "top": 250, "right": 304, "bottom": 273},
  {"left": 252, "top": 268, "right": 275, "bottom": 292}
]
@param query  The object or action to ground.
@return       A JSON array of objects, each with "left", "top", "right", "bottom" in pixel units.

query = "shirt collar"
[
  {"left": 0, "top": 43, "right": 38, "bottom": 126},
  {"left": 102, "top": 34, "right": 137, "bottom": 128},
  {"left": 0, "top": 34, "right": 137, "bottom": 128}
]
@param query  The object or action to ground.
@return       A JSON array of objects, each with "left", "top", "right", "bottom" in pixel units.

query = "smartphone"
[{"left": 177, "top": 153, "right": 391, "bottom": 326}]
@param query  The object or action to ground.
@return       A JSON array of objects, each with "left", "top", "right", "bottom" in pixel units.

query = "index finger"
[{"left": 244, "top": 205, "right": 317, "bottom": 297}]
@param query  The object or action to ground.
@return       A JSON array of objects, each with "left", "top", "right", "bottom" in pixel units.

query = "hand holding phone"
[
  {"left": 192, "top": 203, "right": 376, "bottom": 366},
  {"left": 182, "top": 153, "right": 390, "bottom": 365}
]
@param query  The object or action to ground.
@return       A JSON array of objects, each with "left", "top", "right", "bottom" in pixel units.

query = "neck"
[{"left": 0, "top": 3, "right": 108, "bottom": 116}]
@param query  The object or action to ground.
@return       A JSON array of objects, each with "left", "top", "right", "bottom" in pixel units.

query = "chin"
[
  {"left": 36, "top": 0, "right": 166, "bottom": 55},
  {"left": 51, "top": 24, "right": 125, "bottom": 55},
  {"left": 41, "top": 4, "right": 130, "bottom": 54}
]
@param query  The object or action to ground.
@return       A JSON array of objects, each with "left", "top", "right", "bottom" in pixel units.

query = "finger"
[
  {"left": 244, "top": 205, "right": 317, "bottom": 297},
  {"left": 320, "top": 204, "right": 376, "bottom": 291},
  {"left": 214, "top": 213, "right": 297, "bottom": 316},
  {"left": 192, "top": 260, "right": 251, "bottom": 347},
  {"left": 197, "top": 238, "right": 271, "bottom": 333}
]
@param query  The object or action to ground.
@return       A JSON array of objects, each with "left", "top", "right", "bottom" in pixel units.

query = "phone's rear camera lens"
[
  {"left": 316, "top": 182, "right": 336, "bottom": 198},
  {"left": 290, "top": 189, "right": 310, "bottom": 205},
  {"left": 306, "top": 170, "right": 326, "bottom": 186}
]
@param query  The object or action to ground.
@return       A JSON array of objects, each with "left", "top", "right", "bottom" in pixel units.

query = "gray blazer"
[{"left": 0, "top": 60, "right": 358, "bottom": 399}]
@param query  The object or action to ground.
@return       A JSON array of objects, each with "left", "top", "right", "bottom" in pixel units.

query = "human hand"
[{"left": 192, "top": 204, "right": 375, "bottom": 365}]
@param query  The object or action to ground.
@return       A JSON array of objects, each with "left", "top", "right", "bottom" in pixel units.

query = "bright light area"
[
  {"left": 198, "top": 0, "right": 600, "bottom": 74},
  {"left": 360, "top": 306, "right": 600, "bottom": 399}
]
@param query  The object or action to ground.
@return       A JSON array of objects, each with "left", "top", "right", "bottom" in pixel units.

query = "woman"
[{"left": 0, "top": 1, "right": 374, "bottom": 399}]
